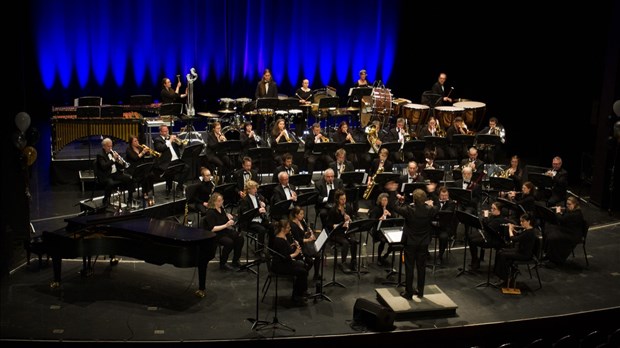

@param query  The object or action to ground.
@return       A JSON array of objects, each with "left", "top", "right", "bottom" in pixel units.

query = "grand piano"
[{"left": 43, "top": 213, "right": 217, "bottom": 290}]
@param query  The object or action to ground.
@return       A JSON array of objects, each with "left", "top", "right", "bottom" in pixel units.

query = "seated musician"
[
  {"left": 332, "top": 121, "right": 359, "bottom": 167},
  {"left": 328, "top": 148, "right": 355, "bottom": 180},
  {"left": 233, "top": 156, "right": 260, "bottom": 198},
  {"left": 493, "top": 213, "right": 537, "bottom": 286},
  {"left": 504, "top": 155, "right": 526, "bottom": 190},
  {"left": 189, "top": 167, "right": 215, "bottom": 215},
  {"left": 543, "top": 196, "right": 586, "bottom": 266},
  {"left": 545, "top": 156, "right": 568, "bottom": 207},
  {"left": 96, "top": 138, "right": 133, "bottom": 207},
  {"left": 469, "top": 201, "right": 510, "bottom": 270},
  {"left": 460, "top": 146, "right": 485, "bottom": 175},
  {"left": 451, "top": 166, "right": 482, "bottom": 215},
  {"left": 432, "top": 187, "right": 457, "bottom": 264},
  {"left": 369, "top": 193, "right": 397, "bottom": 266},
  {"left": 368, "top": 148, "right": 393, "bottom": 186},
  {"left": 315, "top": 169, "right": 344, "bottom": 228},
  {"left": 272, "top": 152, "right": 299, "bottom": 183},
  {"left": 239, "top": 122, "right": 261, "bottom": 156},
  {"left": 326, "top": 189, "right": 358, "bottom": 272},
  {"left": 289, "top": 206, "right": 322, "bottom": 281},
  {"left": 304, "top": 123, "right": 334, "bottom": 174},
  {"left": 152, "top": 125, "right": 190, "bottom": 198},
  {"left": 204, "top": 121, "right": 233, "bottom": 182},
  {"left": 360, "top": 120, "right": 383, "bottom": 170},
  {"left": 477, "top": 117, "right": 506, "bottom": 164},
  {"left": 420, "top": 149, "right": 438, "bottom": 171},
  {"left": 270, "top": 118, "right": 296, "bottom": 166},
  {"left": 270, "top": 219, "right": 308, "bottom": 306},
  {"left": 238, "top": 180, "right": 271, "bottom": 249},
  {"left": 417, "top": 116, "right": 446, "bottom": 159},
  {"left": 504, "top": 181, "right": 537, "bottom": 219},
  {"left": 383, "top": 118, "right": 412, "bottom": 163},
  {"left": 446, "top": 116, "right": 470, "bottom": 160},
  {"left": 270, "top": 171, "right": 298, "bottom": 221},
  {"left": 125, "top": 135, "right": 155, "bottom": 202},
  {"left": 202, "top": 192, "right": 244, "bottom": 271},
  {"left": 399, "top": 160, "right": 425, "bottom": 185}
]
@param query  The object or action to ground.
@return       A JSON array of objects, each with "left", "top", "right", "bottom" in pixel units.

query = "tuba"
[{"left": 365, "top": 125, "right": 380, "bottom": 153}]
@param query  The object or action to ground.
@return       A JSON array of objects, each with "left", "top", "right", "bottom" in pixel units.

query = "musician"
[
  {"left": 477, "top": 117, "right": 506, "bottom": 164},
  {"left": 238, "top": 180, "right": 271, "bottom": 249},
  {"left": 504, "top": 155, "right": 526, "bottom": 189},
  {"left": 270, "top": 171, "right": 298, "bottom": 220},
  {"left": 270, "top": 118, "right": 296, "bottom": 166},
  {"left": 295, "top": 78, "right": 313, "bottom": 105},
  {"left": 152, "top": 125, "right": 190, "bottom": 198},
  {"left": 368, "top": 148, "right": 392, "bottom": 180},
  {"left": 202, "top": 192, "right": 244, "bottom": 271},
  {"left": 272, "top": 153, "right": 299, "bottom": 183},
  {"left": 431, "top": 72, "right": 453, "bottom": 106},
  {"left": 418, "top": 116, "right": 446, "bottom": 159},
  {"left": 255, "top": 68, "right": 278, "bottom": 99},
  {"left": 399, "top": 161, "right": 424, "bottom": 185},
  {"left": 160, "top": 76, "right": 187, "bottom": 103},
  {"left": 360, "top": 120, "right": 384, "bottom": 169},
  {"left": 354, "top": 69, "right": 371, "bottom": 87},
  {"left": 369, "top": 193, "right": 397, "bottom": 267},
  {"left": 204, "top": 121, "right": 233, "bottom": 182},
  {"left": 469, "top": 201, "right": 510, "bottom": 270},
  {"left": 493, "top": 213, "right": 537, "bottom": 286},
  {"left": 452, "top": 166, "right": 482, "bottom": 214},
  {"left": 96, "top": 138, "right": 133, "bottom": 207},
  {"left": 233, "top": 156, "right": 260, "bottom": 198},
  {"left": 506, "top": 181, "right": 537, "bottom": 218},
  {"left": 386, "top": 185, "right": 438, "bottom": 299},
  {"left": 289, "top": 206, "right": 321, "bottom": 281},
  {"left": 332, "top": 121, "right": 359, "bottom": 166},
  {"left": 432, "top": 187, "right": 457, "bottom": 264},
  {"left": 545, "top": 156, "right": 568, "bottom": 207},
  {"left": 326, "top": 189, "right": 358, "bottom": 272},
  {"left": 315, "top": 169, "right": 344, "bottom": 228},
  {"left": 239, "top": 122, "right": 261, "bottom": 156},
  {"left": 304, "top": 123, "right": 334, "bottom": 174},
  {"left": 383, "top": 118, "right": 413, "bottom": 163},
  {"left": 446, "top": 116, "right": 470, "bottom": 160},
  {"left": 328, "top": 148, "right": 355, "bottom": 180},
  {"left": 420, "top": 149, "right": 438, "bottom": 171},
  {"left": 270, "top": 219, "right": 308, "bottom": 306},
  {"left": 125, "top": 135, "right": 155, "bottom": 202},
  {"left": 460, "top": 146, "right": 485, "bottom": 175},
  {"left": 190, "top": 167, "right": 215, "bottom": 214},
  {"left": 543, "top": 196, "right": 586, "bottom": 265}
]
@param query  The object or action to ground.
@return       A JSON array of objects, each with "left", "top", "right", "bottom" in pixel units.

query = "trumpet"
[
  {"left": 111, "top": 150, "right": 129, "bottom": 168},
  {"left": 346, "top": 132, "right": 355, "bottom": 143},
  {"left": 284, "top": 130, "right": 292, "bottom": 142},
  {"left": 168, "top": 135, "right": 189, "bottom": 146},
  {"left": 216, "top": 132, "right": 227, "bottom": 142},
  {"left": 140, "top": 144, "right": 161, "bottom": 158}
]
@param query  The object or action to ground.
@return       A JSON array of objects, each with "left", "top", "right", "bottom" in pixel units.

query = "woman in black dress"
[
  {"left": 202, "top": 192, "right": 244, "bottom": 271},
  {"left": 270, "top": 219, "right": 309, "bottom": 305},
  {"left": 289, "top": 206, "right": 321, "bottom": 281}
]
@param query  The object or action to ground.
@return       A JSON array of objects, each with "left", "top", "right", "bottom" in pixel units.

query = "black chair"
[
  {"left": 510, "top": 232, "right": 543, "bottom": 291},
  {"left": 184, "top": 182, "right": 204, "bottom": 228},
  {"left": 579, "top": 330, "right": 606, "bottom": 348},
  {"left": 552, "top": 334, "right": 578, "bottom": 348},
  {"left": 571, "top": 219, "right": 590, "bottom": 267}
]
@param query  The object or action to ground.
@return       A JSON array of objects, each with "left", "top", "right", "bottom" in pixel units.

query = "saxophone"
[
  {"left": 363, "top": 165, "right": 384, "bottom": 200},
  {"left": 182, "top": 200, "right": 190, "bottom": 226}
]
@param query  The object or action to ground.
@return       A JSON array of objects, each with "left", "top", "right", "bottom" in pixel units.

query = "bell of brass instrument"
[
  {"left": 365, "top": 125, "right": 380, "bottom": 153},
  {"left": 363, "top": 164, "right": 384, "bottom": 200},
  {"left": 320, "top": 134, "right": 330, "bottom": 142},
  {"left": 170, "top": 136, "right": 189, "bottom": 146},
  {"left": 140, "top": 144, "right": 161, "bottom": 158}
]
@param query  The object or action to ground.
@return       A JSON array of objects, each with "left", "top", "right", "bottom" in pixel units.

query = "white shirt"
[
  {"left": 324, "top": 182, "right": 333, "bottom": 203},
  {"left": 165, "top": 136, "right": 179, "bottom": 161},
  {"left": 107, "top": 152, "right": 118, "bottom": 174},
  {"left": 249, "top": 194, "right": 262, "bottom": 222}
]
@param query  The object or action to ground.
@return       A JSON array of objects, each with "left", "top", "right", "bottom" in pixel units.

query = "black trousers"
[{"left": 403, "top": 243, "right": 428, "bottom": 296}]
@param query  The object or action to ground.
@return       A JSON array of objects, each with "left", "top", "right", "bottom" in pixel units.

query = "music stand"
[
  {"left": 271, "top": 199, "right": 293, "bottom": 220},
  {"left": 77, "top": 96, "right": 103, "bottom": 106},
  {"left": 256, "top": 97, "right": 279, "bottom": 110},
  {"left": 344, "top": 142, "right": 370, "bottom": 156},
  {"left": 130, "top": 95, "right": 153, "bottom": 105},
  {"left": 160, "top": 103, "right": 183, "bottom": 119},
  {"left": 496, "top": 197, "right": 526, "bottom": 218},
  {"left": 324, "top": 222, "right": 347, "bottom": 288},
  {"left": 349, "top": 87, "right": 373, "bottom": 103},
  {"left": 317, "top": 97, "right": 340, "bottom": 129},
  {"left": 248, "top": 147, "right": 274, "bottom": 174},
  {"left": 214, "top": 183, "right": 237, "bottom": 210},
  {"left": 277, "top": 98, "right": 299, "bottom": 111},
  {"left": 238, "top": 207, "right": 261, "bottom": 275},
  {"left": 476, "top": 134, "right": 502, "bottom": 148},
  {"left": 312, "top": 142, "right": 339, "bottom": 156},
  {"left": 273, "top": 142, "right": 299, "bottom": 155},
  {"left": 401, "top": 182, "right": 428, "bottom": 203},
  {"left": 130, "top": 162, "right": 154, "bottom": 204},
  {"left": 159, "top": 162, "right": 186, "bottom": 202},
  {"left": 452, "top": 134, "right": 476, "bottom": 148},
  {"left": 423, "top": 135, "right": 447, "bottom": 148},
  {"left": 341, "top": 171, "right": 366, "bottom": 186},
  {"left": 379, "top": 142, "right": 402, "bottom": 156},
  {"left": 181, "top": 142, "right": 204, "bottom": 181},
  {"left": 347, "top": 219, "right": 378, "bottom": 278},
  {"left": 378, "top": 218, "right": 405, "bottom": 286},
  {"left": 403, "top": 140, "right": 426, "bottom": 153},
  {"left": 306, "top": 229, "right": 332, "bottom": 302},
  {"left": 535, "top": 203, "right": 559, "bottom": 225},
  {"left": 423, "top": 168, "right": 446, "bottom": 184},
  {"left": 288, "top": 174, "right": 312, "bottom": 187},
  {"left": 490, "top": 177, "right": 516, "bottom": 192},
  {"left": 454, "top": 209, "right": 481, "bottom": 277},
  {"left": 529, "top": 173, "right": 554, "bottom": 190}
]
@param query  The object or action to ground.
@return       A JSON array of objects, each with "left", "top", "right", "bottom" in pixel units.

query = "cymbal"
[
  {"left": 346, "top": 107, "right": 360, "bottom": 111},
  {"left": 218, "top": 109, "right": 236, "bottom": 114},
  {"left": 197, "top": 112, "right": 219, "bottom": 118}
]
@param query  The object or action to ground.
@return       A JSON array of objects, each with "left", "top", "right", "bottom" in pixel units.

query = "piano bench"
[{"left": 24, "top": 236, "right": 50, "bottom": 268}]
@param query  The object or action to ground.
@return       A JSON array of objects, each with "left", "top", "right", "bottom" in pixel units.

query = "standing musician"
[
  {"left": 289, "top": 206, "right": 322, "bottom": 281},
  {"left": 385, "top": 184, "right": 438, "bottom": 299},
  {"left": 369, "top": 193, "right": 397, "bottom": 267},
  {"left": 160, "top": 76, "right": 187, "bottom": 104},
  {"left": 446, "top": 116, "right": 470, "bottom": 160},
  {"left": 255, "top": 68, "right": 278, "bottom": 99},
  {"left": 202, "top": 192, "right": 244, "bottom": 271},
  {"left": 205, "top": 121, "right": 233, "bottom": 182},
  {"left": 418, "top": 116, "right": 446, "bottom": 159},
  {"left": 270, "top": 171, "right": 298, "bottom": 220},
  {"left": 238, "top": 180, "right": 271, "bottom": 249},
  {"left": 354, "top": 69, "right": 372, "bottom": 88},
  {"left": 315, "top": 169, "right": 344, "bottom": 228},
  {"left": 328, "top": 148, "right": 355, "bottom": 180},
  {"left": 431, "top": 72, "right": 453, "bottom": 106},
  {"left": 332, "top": 121, "right": 359, "bottom": 167},
  {"left": 272, "top": 153, "right": 299, "bottom": 183},
  {"left": 326, "top": 189, "right": 358, "bottom": 272},
  {"left": 304, "top": 123, "right": 334, "bottom": 174},
  {"left": 232, "top": 156, "right": 260, "bottom": 198},
  {"left": 96, "top": 138, "right": 133, "bottom": 207},
  {"left": 477, "top": 117, "right": 506, "bottom": 164},
  {"left": 152, "top": 125, "right": 190, "bottom": 199},
  {"left": 125, "top": 134, "right": 155, "bottom": 202},
  {"left": 295, "top": 79, "right": 313, "bottom": 135}
]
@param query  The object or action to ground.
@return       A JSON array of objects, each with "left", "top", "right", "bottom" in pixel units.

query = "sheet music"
[
  {"left": 314, "top": 229, "right": 328, "bottom": 253},
  {"left": 348, "top": 88, "right": 354, "bottom": 97},
  {"left": 382, "top": 227, "right": 403, "bottom": 244}
]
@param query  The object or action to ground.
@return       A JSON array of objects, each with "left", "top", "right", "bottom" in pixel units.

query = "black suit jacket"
[
  {"left": 370, "top": 158, "right": 393, "bottom": 176},
  {"left": 255, "top": 80, "right": 278, "bottom": 99},
  {"left": 551, "top": 168, "right": 568, "bottom": 200},
  {"left": 233, "top": 168, "right": 260, "bottom": 194},
  {"left": 388, "top": 191, "right": 438, "bottom": 246},
  {"left": 328, "top": 160, "right": 355, "bottom": 178},
  {"left": 315, "top": 178, "right": 344, "bottom": 207},
  {"left": 431, "top": 82, "right": 450, "bottom": 106},
  {"left": 452, "top": 178, "right": 482, "bottom": 212},
  {"left": 271, "top": 184, "right": 297, "bottom": 207},
  {"left": 460, "top": 158, "right": 485, "bottom": 174},
  {"left": 238, "top": 193, "right": 268, "bottom": 227},
  {"left": 152, "top": 135, "right": 183, "bottom": 171},
  {"left": 96, "top": 150, "right": 125, "bottom": 181}
]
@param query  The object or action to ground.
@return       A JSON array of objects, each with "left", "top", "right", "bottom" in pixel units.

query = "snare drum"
[
  {"left": 275, "top": 110, "right": 288, "bottom": 119},
  {"left": 402, "top": 103, "right": 429, "bottom": 126},
  {"left": 218, "top": 98, "right": 236, "bottom": 113},
  {"left": 453, "top": 101, "right": 486, "bottom": 127},
  {"left": 236, "top": 97, "right": 252, "bottom": 109},
  {"left": 288, "top": 109, "right": 303, "bottom": 122},
  {"left": 435, "top": 106, "right": 464, "bottom": 129}
]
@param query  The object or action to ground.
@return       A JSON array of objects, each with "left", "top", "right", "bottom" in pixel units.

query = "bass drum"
[
  {"left": 372, "top": 87, "right": 392, "bottom": 115},
  {"left": 222, "top": 126, "right": 240, "bottom": 140}
]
